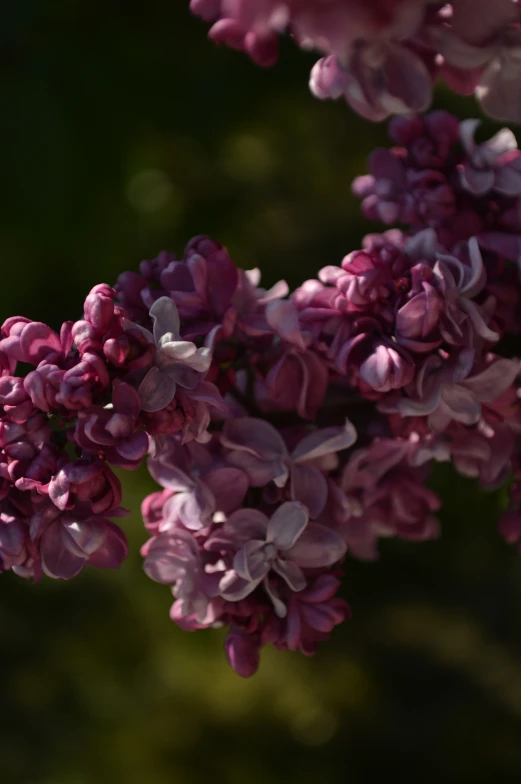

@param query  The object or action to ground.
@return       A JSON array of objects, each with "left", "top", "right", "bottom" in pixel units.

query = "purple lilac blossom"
[
  {"left": 190, "top": 1, "right": 521, "bottom": 123},
  {"left": 353, "top": 111, "right": 521, "bottom": 268},
  {"left": 4, "top": 217, "right": 521, "bottom": 677}
]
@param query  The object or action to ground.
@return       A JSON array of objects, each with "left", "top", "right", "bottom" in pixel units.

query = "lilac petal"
[
  {"left": 396, "top": 284, "right": 442, "bottom": 340},
  {"left": 288, "top": 524, "right": 346, "bottom": 568},
  {"left": 478, "top": 59, "right": 521, "bottom": 124},
  {"left": 87, "top": 522, "right": 128, "bottom": 569},
  {"left": 48, "top": 472, "right": 70, "bottom": 511},
  {"left": 285, "top": 603, "right": 301, "bottom": 650},
  {"left": 62, "top": 518, "right": 108, "bottom": 557},
  {"left": 272, "top": 558, "right": 306, "bottom": 592},
  {"left": 463, "top": 237, "right": 486, "bottom": 297},
  {"left": 405, "top": 228, "right": 438, "bottom": 261},
  {"left": 163, "top": 481, "right": 214, "bottom": 531},
  {"left": 223, "top": 508, "right": 268, "bottom": 543},
  {"left": 459, "top": 118, "right": 480, "bottom": 155},
  {"left": 116, "top": 431, "right": 149, "bottom": 461},
  {"left": 204, "top": 468, "right": 248, "bottom": 515},
  {"left": 459, "top": 299, "right": 499, "bottom": 342},
  {"left": 368, "top": 148, "right": 405, "bottom": 183},
  {"left": 263, "top": 576, "right": 288, "bottom": 619},
  {"left": 148, "top": 457, "right": 192, "bottom": 492},
  {"left": 164, "top": 362, "right": 202, "bottom": 390},
  {"left": 441, "top": 384, "right": 481, "bottom": 424},
  {"left": 380, "top": 42, "right": 432, "bottom": 114},
  {"left": 179, "top": 480, "right": 215, "bottom": 530},
  {"left": 143, "top": 530, "right": 198, "bottom": 584},
  {"left": 495, "top": 158, "right": 521, "bottom": 196},
  {"left": 267, "top": 501, "right": 308, "bottom": 550},
  {"left": 461, "top": 359, "right": 520, "bottom": 401},
  {"left": 159, "top": 340, "right": 197, "bottom": 361},
  {"left": 221, "top": 417, "right": 286, "bottom": 459},
  {"left": 20, "top": 323, "right": 62, "bottom": 364},
  {"left": 189, "top": 380, "right": 227, "bottom": 411},
  {"left": 436, "top": 28, "right": 494, "bottom": 69},
  {"left": 301, "top": 603, "right": 343, "bottom": 633},
  {"left": 138, "top": 367, "right": 176, "bottom": 412},
  {"left": 219, "top": 569, "right": 261, "bottom": 602},
  {"left": 225, "top": 450, "right": 289, "bottom": 487},
  {"left": 99, "top": 413, "right": 131, "bottom": 441},
  {"left": 479, "top": 231, "right": 521, "bottom": 261},
  {"left": 186, "top": 347, "right": 212, "bottom": 373},
  {"left": 205, "top": 252, "right": 239, "bottom": 316},
  {"left": 292, "top": 420, "right": 357, "bottom": 463},
  {"left": 450, "top": 348, "right": 476, "bottom": 383},
  {"left": 451, "top": 0, "right": 519, "bottom": 45},
  {"left": 459, "top": 163, "right": 495, "bottom": 196},
  {"left": 395, "top": 390, "right": 441, "bottom": 417},
  {"left": 290, "top": 464, "right": 328, "bottom": 520},
  {"left": 41, "top": 520, "right": 86, "bottom": 579},
  {"left": 150, "top": 296, "right": 181, "bottom": 342},
  {"left": 225, "top": 628, "right": 260, "bottom": 678},
  {"left": 255, "top": 277, "right": 289, "bottom": 304},
  {"left": 484, "top": 127, "right": 518, "bottom": 161},
  {"left": 265, "top": 300, "right": 306, "bottom": 349},
  {"left": 122, "top": 318, "right": 154, "bottom": 344},
  {"left": 112, "top": 380, "right": 141, "bottom": 418},
  {"left": 233, "top": 541, "right": 268, "bottom": 582}
]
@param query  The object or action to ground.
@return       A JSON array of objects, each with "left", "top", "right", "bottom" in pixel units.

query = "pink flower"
[
  {"left": 143, "top": 528, "right": 222, "bottom": 621},
  {"left": 218, "top": 501, "right": 346, "bottom": 615}
]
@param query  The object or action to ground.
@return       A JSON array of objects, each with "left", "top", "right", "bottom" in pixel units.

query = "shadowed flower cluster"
[{"left": 190, "top": 1, "right": 521, "bottom": 123}]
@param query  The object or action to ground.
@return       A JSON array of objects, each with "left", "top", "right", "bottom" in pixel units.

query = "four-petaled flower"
[
  {"left": 218, "top": 501, "right": 347, "bottom": 617},
  {"left": 125, "top": 297, "right": 212, "bottom": 412}
]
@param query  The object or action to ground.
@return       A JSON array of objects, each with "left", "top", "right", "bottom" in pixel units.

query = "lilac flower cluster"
[
  {"left": 0, "top": 276, "right": 224, "bottom": 581},
  {"left": 63, "top": 231, "right": 458, "bottom": 677},
  {"left": 7, "top": 6, "right": 521, "bottom": 677},
  {"left": 190, "top": 1, "right": 521, "bottom": 123},
  {"left": 352, "top": 112, "right": 521, "bottom": 270},
  {"left": 113, "top": 233, "right": 459, "bottom": 677},
  {"left": 286, "top": 111, "right": 521, "bottom": 575},
  {"left": 6, "top": 199, "right": 521, "bottom": 675}
]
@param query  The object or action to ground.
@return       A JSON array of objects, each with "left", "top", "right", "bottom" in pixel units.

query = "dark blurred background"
[{"left": 1, "top": 3, "right": 521, "bottom": 783}]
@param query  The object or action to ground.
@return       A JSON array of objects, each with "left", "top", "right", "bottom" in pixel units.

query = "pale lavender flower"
[
  {"left": 221, "top": 417, "right": 357, "bottom": 517},
  {"left": 146, "top": 438, "right": 249, "bottom": 531},
  {"left": 218, "top": 501, "right": 346, "bottom": 615},
  {"left": 381, "top": 351, "right": 520, "bottom": 432},
  {"left": 124, "top": 297, "right": 213, "bottom": 413}
]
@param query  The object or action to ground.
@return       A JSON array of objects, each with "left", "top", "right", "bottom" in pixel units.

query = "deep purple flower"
[
  {"left": 39, "top": 513, "right": 128, "bottom": 580},
  {"left": 224, "top": 626, "right": 261, "bottom": 677},
  {"left": 264, "top": 572, "right": 350, "bottom": 656},
  {"left": 75, "top": 381, "right": 149, "bottom": 469},
  {"left": 48, "top": 459, "right": 123, "bottom": 515}
]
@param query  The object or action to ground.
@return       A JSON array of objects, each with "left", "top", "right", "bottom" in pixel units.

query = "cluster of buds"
[{"left": 190, "top": 1, "right": 521, "bottom": 123}]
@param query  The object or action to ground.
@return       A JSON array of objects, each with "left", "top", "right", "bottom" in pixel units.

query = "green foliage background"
[{"left": 1, "top": 3, "right": 521, "bottom": 783}]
